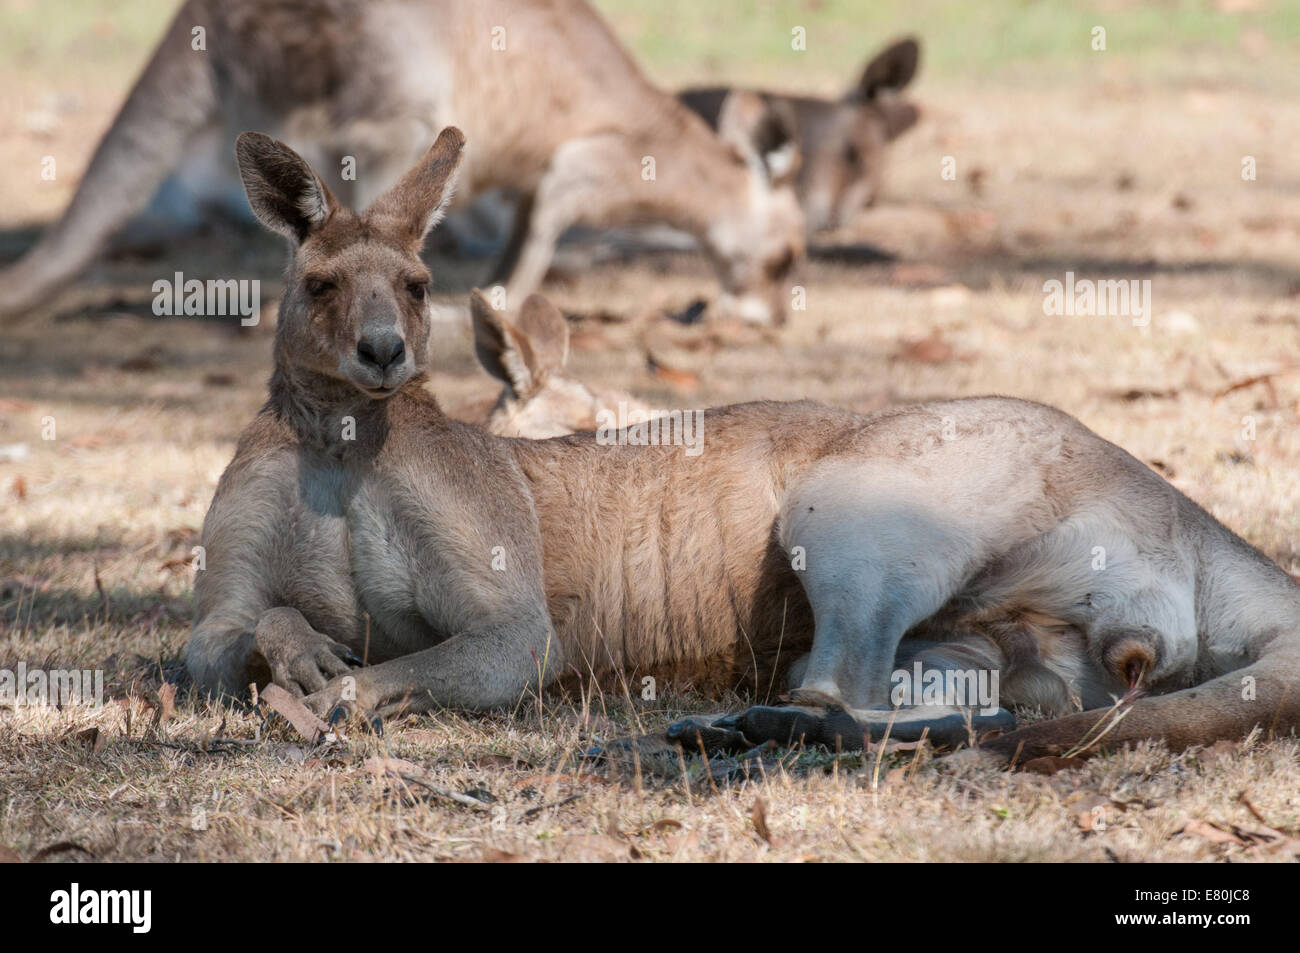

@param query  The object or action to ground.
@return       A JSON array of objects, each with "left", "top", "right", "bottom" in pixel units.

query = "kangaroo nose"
[{"left": 356, "top": 328, "right": 405, "bottom": 372}]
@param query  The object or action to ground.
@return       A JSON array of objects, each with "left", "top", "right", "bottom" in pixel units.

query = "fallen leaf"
[
  {"left": 365, "top": 757, "right": 422, "bottom": 776},
  {"left": 72, "top": 727, "right": 108, "bottom": 754},
  {"left": 261, "top": 683, "right": 329, "bottom": 742},
  {"left": 646, "top": 352, "right": 699, "bottom": 392},
  {"left": 642, "top": 818, "right": 683, "bottom": 836},
  {"left": 155, "top": 682, "right": 177, "bottom": 730},
  {"left": 10, "top": 476, "right": 25, "bottom": 500},
  {"left": 752, "top": 797, "right": 774, "bottom": 845}
]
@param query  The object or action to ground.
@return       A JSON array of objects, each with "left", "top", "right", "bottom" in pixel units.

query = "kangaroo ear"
[
  {"left": 235, "top": 132, "right": 338, "bottom": 242},
  {"left": 517, "top": 294, "right": 570, "bottom": 376},
  {"left": 367, "top": 126, "right": 466, "bottom": 244},
  {"left": 851, "top": 37, "right": 920, "bottom": 101},
  {"left": 470, "top": 289, "right": 539, "bottom": 397},
  {"left": 879, "top": 100, "right": 920, "bottom": 140},
  {"left": 717, "top": 90, "right": 801, "bottom": 187}
]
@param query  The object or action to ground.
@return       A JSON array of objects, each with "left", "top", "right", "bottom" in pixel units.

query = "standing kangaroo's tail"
[
  {"left": 983, "top": 538, "right": 1300, "bottom": 763},
  {"left": 0, "top": 7, "right": 218, "bottom": 318}
]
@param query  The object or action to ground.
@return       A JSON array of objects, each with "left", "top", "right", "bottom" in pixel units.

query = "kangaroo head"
[
  {"left": 706, "top": 90, "right": 807, "bottom": 326},
  {"left": 801, "top": 37, "right": 921, "bottom": 232},
  {"left": 470, "top": 290, "right": 629, "bottom": 438},
  {"left": 235, "top": 127, "right": 465, "bottom": 399}
]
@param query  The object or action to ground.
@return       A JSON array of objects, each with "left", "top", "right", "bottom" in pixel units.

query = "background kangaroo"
[
  {"left": 0, "top": 0, "right": 804, "bottom": 324},
  {"left": 188, "top": 128, "right": 1300, "bottom": 762},
  {"left": 680, "top": 37, "right": 922, "bottom": 233},
  {"left": 461, "top": 292, "right": 651, "bottom": 439}
]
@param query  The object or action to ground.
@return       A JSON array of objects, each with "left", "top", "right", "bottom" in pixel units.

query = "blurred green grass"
[
  {"left": 594, "top": 0, "right": 1300, "bottom": 90},
  {"left": 0, "top": 0, "right": 1295, "bottom": 94}
]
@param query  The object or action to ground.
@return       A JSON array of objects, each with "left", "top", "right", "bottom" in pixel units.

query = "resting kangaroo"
[
  {"left": 681, "top": 38, "right": 921, "bottom": 233},
  {"left": 0, "top": 0, "right": 803, "bottom": 324},
  {"left": 463, "top": 292, "right": 651, "bottom": 439},
  {"left": 188, "top": 129, "right": 1300, "bottom": 763}
]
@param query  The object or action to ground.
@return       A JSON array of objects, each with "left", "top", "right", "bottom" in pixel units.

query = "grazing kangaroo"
[
  {"left": 188, "top": 129, "right": 1300, "bottom": 762},
  {"left": 681, "top": 38, "right": 921, "bottom": 233},
  {"left": 0, "top": 0, "right": 803, "bottom": 325}
]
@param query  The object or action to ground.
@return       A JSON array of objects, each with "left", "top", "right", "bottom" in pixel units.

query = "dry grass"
[{"left": 3, "top": 2, "right": 1300, "bottom": 862}]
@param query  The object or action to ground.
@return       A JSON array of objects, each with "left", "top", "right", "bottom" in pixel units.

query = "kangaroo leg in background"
[
  {"left": 495, "top": 135, "right": 636, "bottom": 306},
  {"left": 0, "top": 10, "right": 218, "bottom": 318},
  {"left": 487, "top": 193, "right": 536, "bottom": 286}
]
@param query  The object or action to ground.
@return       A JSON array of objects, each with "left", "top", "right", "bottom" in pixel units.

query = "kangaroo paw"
[{"left": 701, "top": 704, "right": 1017, "bottom": 751}]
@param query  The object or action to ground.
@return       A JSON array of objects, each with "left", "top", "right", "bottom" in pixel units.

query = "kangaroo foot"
[
  {"left": 671, "top": 704, "right": 1017, "bottom": 752},
  {"left": 254, "top": 607, "right": 363, "bottom": 697}
]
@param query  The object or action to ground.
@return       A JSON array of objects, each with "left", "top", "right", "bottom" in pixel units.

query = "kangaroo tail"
[
  {"left": 0, "top": 6, "right": 218, "bottom": 318},
  {"left": 981, "top": 645, "right": 1300, "bottom": 763}
]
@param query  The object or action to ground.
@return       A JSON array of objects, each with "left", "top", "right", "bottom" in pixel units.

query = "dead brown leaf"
[
  {"left": 261, "top": 683, "right": 329, "bottom": 743},
  {"left": 71, "top": 726, "right": 107, "bottom": 753},
  {"left": 155, "top": 682, "right": 177, "bottom": 730},
  {"left": 10, "top": 476, "right": 26, "bottom": 500},
  {"left": 645, "top": 352, "right": 700, "bottom": 392},
  {"left": 752, "top": 797, "right": 774, "bottom": 845},
  {"left": 365, "top": 757, "right": 422, "bottom": 776}
]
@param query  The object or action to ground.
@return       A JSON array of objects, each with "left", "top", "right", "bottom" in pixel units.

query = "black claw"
[
  {"left": 666, "top": 717, "right": 750, "bottom": 755},
  {"left": 344, "top": 651, "right": 365, "bottom": 667},
  {"left": 367, "top": 715, "right": 384, "bottom": 736},
  {"left": 327, "top": 705, "right": 350, "bottom": 727}
]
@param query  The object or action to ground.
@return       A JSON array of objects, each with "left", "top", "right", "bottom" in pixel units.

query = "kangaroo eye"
[
  {"left": 407, "top": 281, "right": 428, "bottom": 301},
  {"left": 304, "top": 278, "right": 335, "bottom": 298}
]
